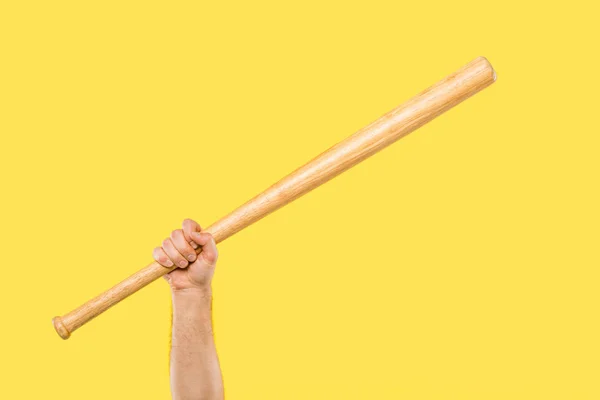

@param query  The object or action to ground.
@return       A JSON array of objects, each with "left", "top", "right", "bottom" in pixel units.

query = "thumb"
[{"left": 191, "top": 231, "right": 219, "bottom": 266}]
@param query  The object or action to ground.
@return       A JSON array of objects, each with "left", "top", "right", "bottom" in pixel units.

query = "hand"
[{"left": 153, "top": 219, "right": 219, "bottom": 291}]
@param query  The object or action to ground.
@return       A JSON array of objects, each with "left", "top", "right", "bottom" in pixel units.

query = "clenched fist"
[{"left": 153, "top": 219, "right": 218, "bottom": 291}]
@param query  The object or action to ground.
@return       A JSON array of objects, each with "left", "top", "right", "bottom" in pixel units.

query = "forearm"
[{"left": 171, "top": 288, "right": 223, "bottom": 400}]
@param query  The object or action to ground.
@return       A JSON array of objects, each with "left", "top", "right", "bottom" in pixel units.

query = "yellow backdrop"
[{"left": 1, "top": 1, "right": 598, "bottom": 399}]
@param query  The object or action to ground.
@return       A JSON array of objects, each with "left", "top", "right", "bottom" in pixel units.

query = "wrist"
[
  {"left": 171, "top": 286, "right": 212, "bottom": 302},
  {"left": 171, "top": 286, "right": 214, "bottom": 341}
]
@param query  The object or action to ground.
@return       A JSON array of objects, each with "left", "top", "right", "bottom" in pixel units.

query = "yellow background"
[{"left": 1, "top": 1, "right": 598, "bottom": 399}]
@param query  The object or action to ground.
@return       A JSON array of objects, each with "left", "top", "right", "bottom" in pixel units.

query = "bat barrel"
[
  {"left": 53, "top": 57, "right": 496, "bottom": 339},
  {"left": 206, "top": 57, "right": 496, "bottom": 242}
]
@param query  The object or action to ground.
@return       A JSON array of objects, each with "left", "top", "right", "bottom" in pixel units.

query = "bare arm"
[
  {"left": 154, "top": 219, "right": 224, "bottom": 400},
  {"left": 171, "top": 288, "right": 223, "bottom": 400}
]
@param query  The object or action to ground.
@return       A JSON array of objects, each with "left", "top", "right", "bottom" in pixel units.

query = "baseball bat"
[{"left": 53, "top": 56, "right": 496, "bottom": 339}]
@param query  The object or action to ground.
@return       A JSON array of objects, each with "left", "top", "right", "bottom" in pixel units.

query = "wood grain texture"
[{"left": 53, "top": 56, "right": 496, "bottom": 339}]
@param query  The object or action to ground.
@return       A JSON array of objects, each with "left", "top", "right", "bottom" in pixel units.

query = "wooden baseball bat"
[{"left": 53, "top": 57, "right": 496, "bottom": 339}]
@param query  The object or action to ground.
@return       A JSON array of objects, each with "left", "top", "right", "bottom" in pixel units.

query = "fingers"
[
  {"left": 153, "top": 247, "right": 174, "bottom": 267},
  {"left": 162, "top": 237, "right": 189, "bottom": 268},
  {"left": 182, "top": 219, "right": 202, "bottom": 250},
  {"left": 170, "top": 229, "right": 197, "bottom": 263},
  {"left": 153, "top": 219, "right": 215, "bottom": 271},
  {"left": 191, "top": 231, "right": 219, "bottom": 265}
]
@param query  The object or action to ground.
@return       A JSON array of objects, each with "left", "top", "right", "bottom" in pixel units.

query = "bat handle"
[
  {"left": 53, "top": 224, "right": 226, "bottom": 339},
  {"left": 53, "top": 261, "right": 175, "bottom": 339}
]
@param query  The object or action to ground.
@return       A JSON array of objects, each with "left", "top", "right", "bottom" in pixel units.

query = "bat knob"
[{"left": 53, "top": 316, "right": 71, "bottom": 340}]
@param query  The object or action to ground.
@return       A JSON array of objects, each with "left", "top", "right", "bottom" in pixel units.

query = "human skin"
[{"left": 153, "top": 218, "right": 224, "bottom": 400}]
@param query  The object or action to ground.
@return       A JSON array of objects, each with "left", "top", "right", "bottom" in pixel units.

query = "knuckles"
[{"left": 153, "top": 248, "right": 169, "bottom": 265}]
